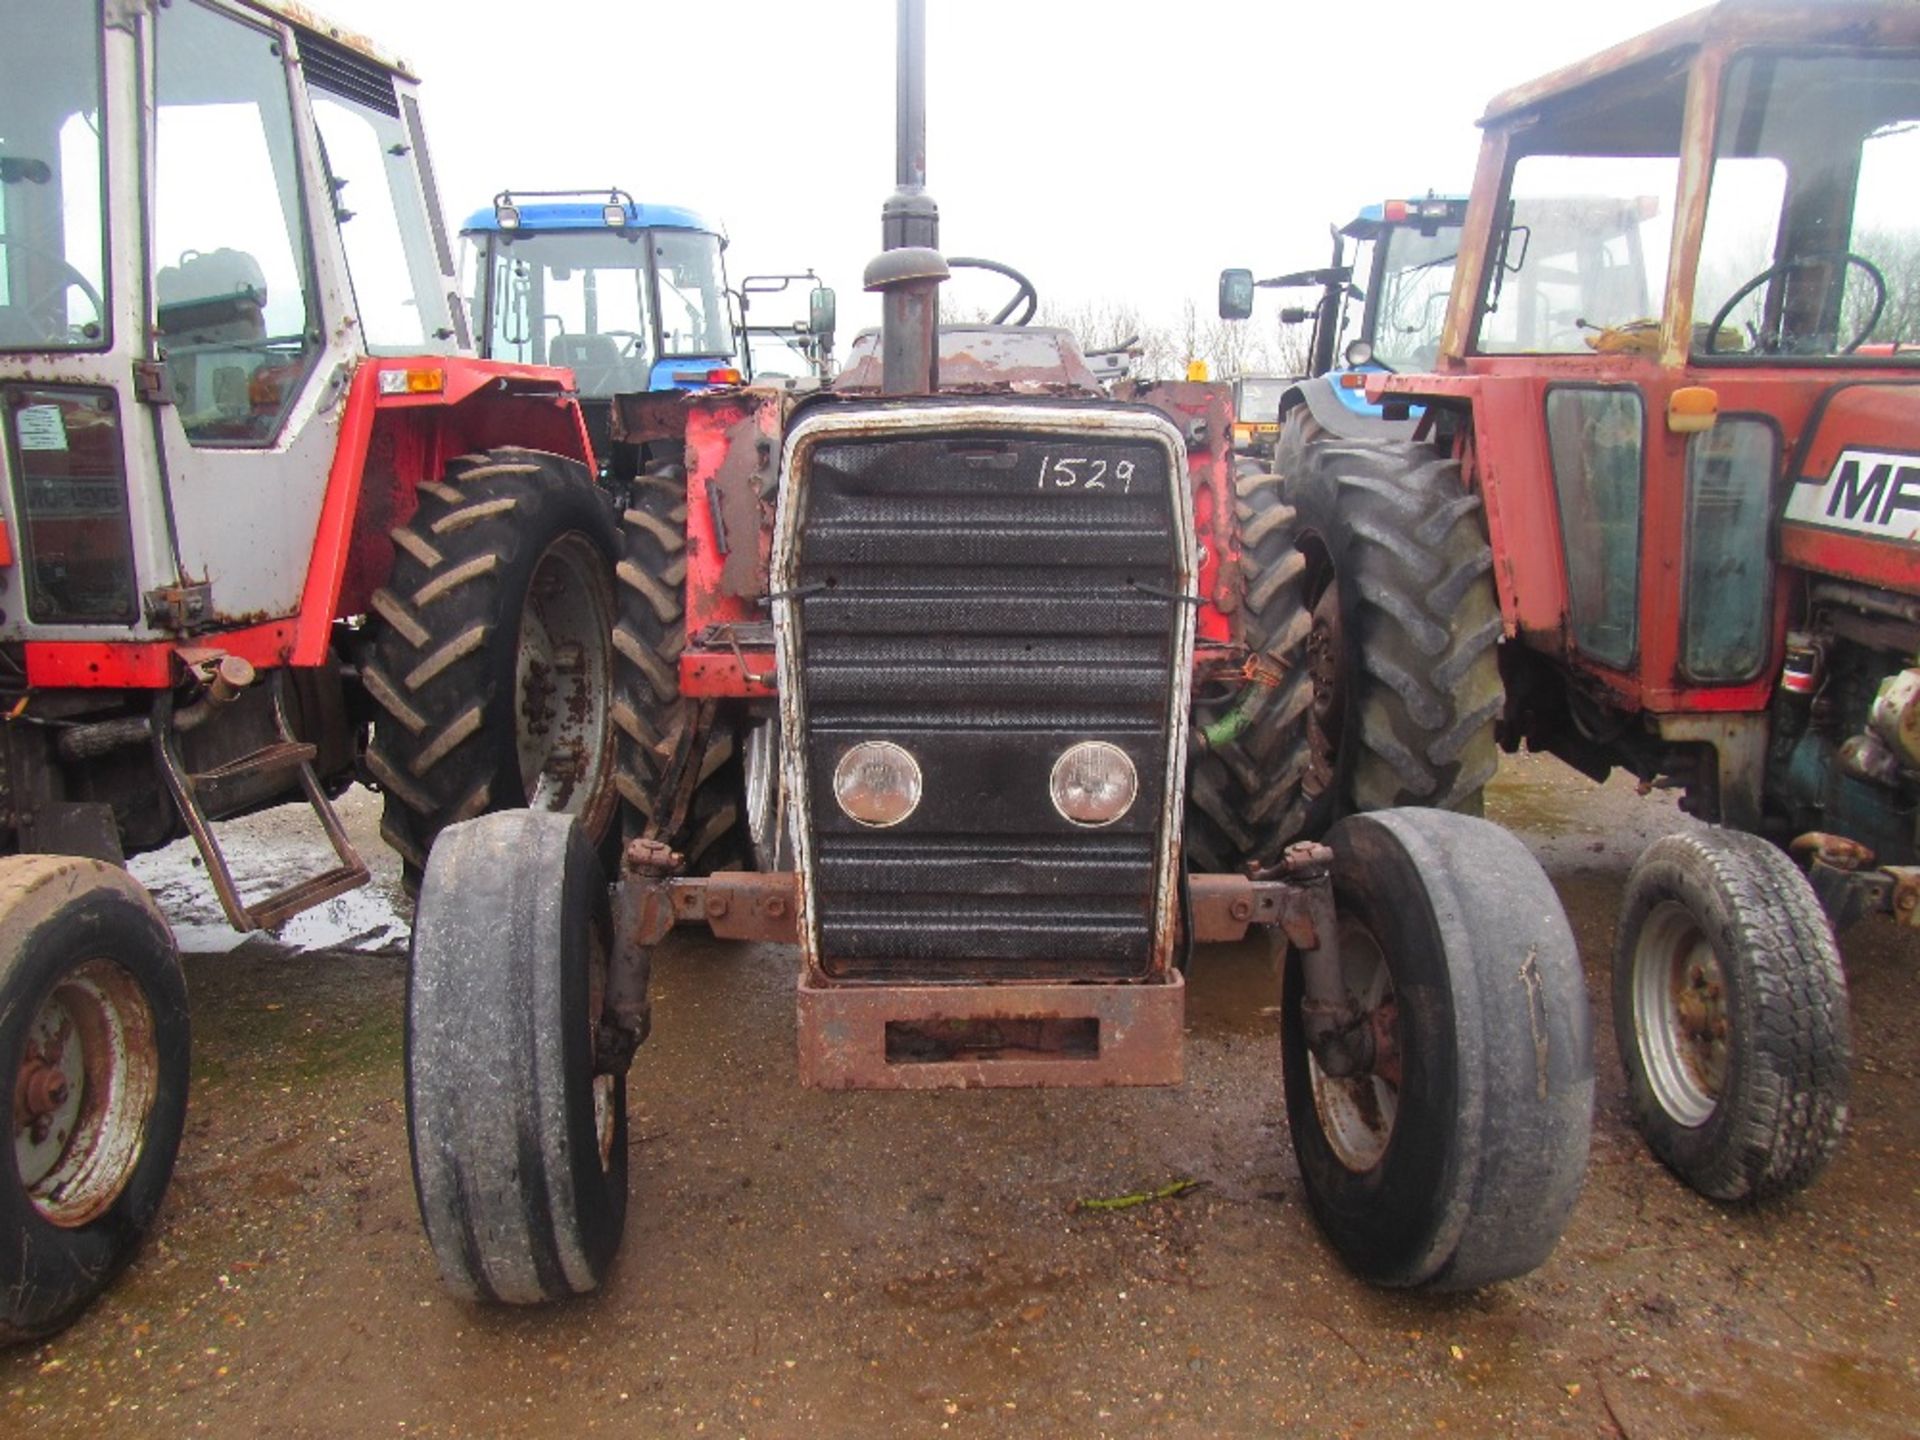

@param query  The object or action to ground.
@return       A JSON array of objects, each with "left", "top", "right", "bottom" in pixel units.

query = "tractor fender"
[{"left": 1280, "top": 374, "right": 1421, "bottom": 445}]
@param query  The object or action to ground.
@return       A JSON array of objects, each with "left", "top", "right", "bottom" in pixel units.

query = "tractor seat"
[
  {"left": 548, "top": 333, "right": 625, "bottom": 397},
  {"left": 155, "top": 247, "right": 269, "bottom": 345}
]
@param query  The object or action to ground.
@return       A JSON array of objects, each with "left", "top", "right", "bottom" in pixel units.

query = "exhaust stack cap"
[{"left": 864, "top": 246, "right": 949, "bottom": 292}]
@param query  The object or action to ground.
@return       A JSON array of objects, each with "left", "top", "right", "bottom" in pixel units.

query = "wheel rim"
[
  {"left": 1306, "top": 919, "right": 1399, "bottom": 1174},
  {"left": 13, "top": 958, "right": 160, "bottom": 1227},
  {"left": 1302, "top": 546, "right": 1344, "bottom": 805},
  {"left": 515, "top": 533, "right": 615, "bottom": 821},
  {"left": 1631, "top": 900, "right": 1729, "bottom": 1127},
  {"left": 743, "top": 719, "right": 787, "bottom": 872}
]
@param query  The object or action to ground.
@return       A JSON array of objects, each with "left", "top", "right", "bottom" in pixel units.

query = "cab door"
[{"left": 144, "top": 0, "right": 359, "bottom": 626}]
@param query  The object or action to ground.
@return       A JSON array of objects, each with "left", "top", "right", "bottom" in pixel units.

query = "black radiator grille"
[{"left": 793, "top": 426, "right": 1180, "bottom": 981}]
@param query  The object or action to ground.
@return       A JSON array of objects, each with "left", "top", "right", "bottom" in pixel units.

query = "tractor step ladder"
[{"left": 155, "top": 670, "right": 370, "bottom": 931}]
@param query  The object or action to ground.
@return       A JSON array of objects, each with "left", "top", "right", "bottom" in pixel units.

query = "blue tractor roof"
[
  {"left": 460, "top": 199, "right": 725, "bottom": 239},
  {"left": 1340, "top": 195, "right": 1469, "bottom": 241}
]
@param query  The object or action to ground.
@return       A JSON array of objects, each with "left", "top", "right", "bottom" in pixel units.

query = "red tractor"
[
  {"left": 402, "top": 0, "right": 1595, "bottom": 1308},
  {"left": 2, "top": 0, "right": 619, "bottom": 1339},
  {"left": 1244, "top": 0, "right": 1918, "bottom": 1202}
]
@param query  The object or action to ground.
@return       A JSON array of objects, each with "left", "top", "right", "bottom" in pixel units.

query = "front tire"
[
  {"left": 1614, "top": 829, "right": 1850, "bottom": 1202},
  {"left": 1278, "top": 414, "right": 1503, "bottom": 833},
  {"left": 366, "top": 447, "right": 620, "bottom": 883},
  {"left": 407, "top": 810, "right": 627, "bottom": 1303},
  {"left": 1282, "top": 809, "right": 1593, "bottom": 1290},
  {"left": 2, "top": 857, "right": 189, "bottom": 1343}
]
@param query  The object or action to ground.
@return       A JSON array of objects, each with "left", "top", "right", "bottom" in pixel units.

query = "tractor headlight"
[
  {"left": 1049, "top": 742, "right": 1138, "bottom": 827},
  {"left": 833, "top": 741, "right": 923, "bottom": 827},
  {"left": 1344, "top": 339, "right": 1375, "bottom": 368}
]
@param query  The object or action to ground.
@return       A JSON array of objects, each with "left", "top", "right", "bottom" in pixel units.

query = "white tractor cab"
[
  {"left": 460, "top": 190, "right": 837, "bottom": 468},
  {"left": 2, "top": 0, "right": 619, "bottom": 1342}
]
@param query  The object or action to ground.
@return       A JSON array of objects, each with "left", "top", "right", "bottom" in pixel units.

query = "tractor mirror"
[
  {"left": 1218, "top": 269, "right": 1254, "bottom": 321},
  {"left": 809, "top": 286, "right": 838, "bottom": 338}
]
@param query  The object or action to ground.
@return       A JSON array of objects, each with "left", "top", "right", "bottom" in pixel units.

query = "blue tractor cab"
[
  {"left": 460, "top": 189, "right": 743, "bottom": 461},
  {"left": 1219, "top": 193, "right": 1466, "bottom": 443}
]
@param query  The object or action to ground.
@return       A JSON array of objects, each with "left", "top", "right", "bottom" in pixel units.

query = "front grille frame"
[{"left": 771, "top": 398, "right": 1197, "bottom": 983}]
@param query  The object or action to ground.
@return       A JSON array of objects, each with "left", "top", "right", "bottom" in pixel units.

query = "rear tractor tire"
[
  {"left": 1614, "top": 829, "right": 1850, "bottom": 1202},
  {"left": 366, "top": 447, "right": 620, "bottom": 884},
  {"left": 611, "top": 463, "right": 747, "bottom": 870},
  {"left": 1281, "top": 809, "right": 1593, "bottom": 1290},
  {"left": 1186, "top": 468, "right": 1315, "bottom": 871},
  {"left": 407, "top": 810, "right": 627, "bottom": 1302},
  {"left": 3, "top": 857, "right": 189, "bottom": 1343},
  {"left": 1278, "top": 413, "right": 1503, "bottom": 836}
]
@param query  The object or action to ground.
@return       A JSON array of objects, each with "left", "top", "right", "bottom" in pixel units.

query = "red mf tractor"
[
  {"left": 1236, "top": 0, "right": 1918, "bottom": 1203},
  {"left": 402, "top": 0, "right": 1595, "bottom": 1309},
  {"left": 3, "top": 0, "right": 620, "bottom": 1340}
]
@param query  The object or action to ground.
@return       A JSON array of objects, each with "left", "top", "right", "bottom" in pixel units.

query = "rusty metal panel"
[
  {"left": 683, "top": 390, "right": 788, "bottom": 636},
  {"left": 1481, "top": 3, "right": 1920, "bottom": 127},
  {"left": 1115, "top": 380, "right": 1236, "bottom": 643},
  {"left": 666, "top": 872, "right": 799, "bottom": 942},
  {"left": 1187, "top": 873, "right": 1318, "bottom": 946},
  {"left": 607, "top": 390, "right": 690, "bottom": 453},
  {"left": 796, "top": 972, "right": 1184, "bottom": 1089},
  {"left": 835, "top": 326, "right": 1104, "bottom": 395},
  {"left": 678, "top": 646, "right": 776, "bottom": 699}
]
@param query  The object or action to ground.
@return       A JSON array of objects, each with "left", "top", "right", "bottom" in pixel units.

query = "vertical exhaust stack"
[{"left": 864, "top": 0, "right": 948, "bottom": 395}]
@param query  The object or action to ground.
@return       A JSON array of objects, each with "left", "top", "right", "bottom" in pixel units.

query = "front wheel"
[
  {"left": 1614, "top": 829, "right": 1850, "bottom": 1202},
  {"left": 3, "top": 857, "right": 189, "bottom": 1343},
  {"left": 407, "top": 810, "right": 627, "bottom": 1303},
  {"left": 1281, "top": 809, "right": 1593, "bottom": 1290}
]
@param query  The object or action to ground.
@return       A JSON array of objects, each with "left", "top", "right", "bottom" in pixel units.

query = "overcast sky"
[{"left": 315, "top": 0, "right": 1709, "bottom": 338}]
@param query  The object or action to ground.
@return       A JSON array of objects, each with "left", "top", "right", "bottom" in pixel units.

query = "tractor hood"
[{"left": 1779, "top": 381, "right": 1920, "bottom": 596}]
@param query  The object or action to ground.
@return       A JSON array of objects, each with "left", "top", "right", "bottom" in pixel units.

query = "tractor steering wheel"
[
  {"left": 1704, "top": 251, "right": 1887, "bottom": 356},
  {"left": 0, "top": 234, "right": 104, "bottom": 339},
  {"left": 947, "top": 256, "right": 1038, "bottom": 326},
  {"left": 598, "top": 329, "right": 648, "bottom": 359}
]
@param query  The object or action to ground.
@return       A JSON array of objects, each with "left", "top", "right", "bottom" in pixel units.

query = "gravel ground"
[{"left": 4, "top": 757, "right": 1918, "bottom": 1437}]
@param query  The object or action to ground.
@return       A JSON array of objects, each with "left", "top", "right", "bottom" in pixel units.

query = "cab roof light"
[{"left": 1383, "top": 200, "right": 1409, "bottom": 222}]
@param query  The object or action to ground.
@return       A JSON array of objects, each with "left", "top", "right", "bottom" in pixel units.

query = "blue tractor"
[
  {"left": 461, "top": 189, "right": 836, "bottom": 472},
  {"left": 1220, "top": 194, "right": 1466, "bottom": 443},
  {"left": 461, "top": 189, "right": 742, "bottom": 464}
]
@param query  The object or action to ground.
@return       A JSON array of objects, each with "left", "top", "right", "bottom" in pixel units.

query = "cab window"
[
  {"left": 152, "top": 0, "right": 320, "bottom": 445},
  {"left": 1474, "top": 59, "right": 1685, "bottom": 356},
  {"left": 1693, "top": 52, "right": 1920, "bottom": 362}
]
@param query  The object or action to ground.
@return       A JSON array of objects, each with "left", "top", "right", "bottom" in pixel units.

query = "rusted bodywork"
[
  {"left": 835, "top": 325, "right": 1104, "bottom": 395},
  {"left": 609, "top": 338, "right": 1271, "bottom": 1088},
  {"left": 664, "top": 375, "right": 1240, "bottom": 712},
  {"left": 608, "top": 864, "right": 1329, "bottom": 1089}
]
